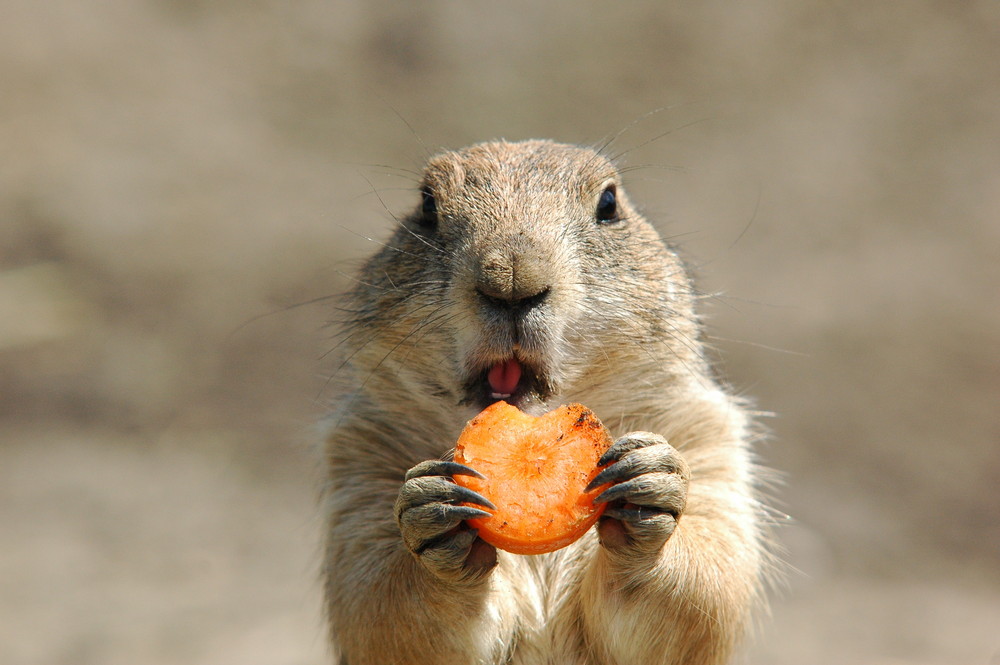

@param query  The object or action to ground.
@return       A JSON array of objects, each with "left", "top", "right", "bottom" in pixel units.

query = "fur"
[{"left": 322, "top": 140, "right": 769, "bottom": 664}]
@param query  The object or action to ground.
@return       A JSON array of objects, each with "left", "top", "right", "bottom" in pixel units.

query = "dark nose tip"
[
  {"left": 474, "top": 242, "right": 552, "bottom": 314},
  {"left": 476, "top": 282, "right": 551, "bottom": 313}
]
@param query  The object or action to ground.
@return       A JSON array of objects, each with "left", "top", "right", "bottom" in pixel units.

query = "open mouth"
[
  {"left": 462, "top": 357, "right": 551, "bottom": 410},
  {"left": 488, "top": 358, "right": 522, "bottom": 399}
]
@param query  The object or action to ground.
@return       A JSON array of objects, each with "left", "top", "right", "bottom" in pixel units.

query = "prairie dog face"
[{"left": 350, "top": 140, "right": 695, "bottom": 418}]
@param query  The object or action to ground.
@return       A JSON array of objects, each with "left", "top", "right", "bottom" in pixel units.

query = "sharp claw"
[
  {"left": 450, "top": 484, "right": 497, "bottom": 511},
  {"left": 596, "top": 448, "right": 620, "bottom": 468},
  {"left": 441, "top": 461, "right": 486, "bottom": 480},
  {"left": 447, "top": 505, "right": 493, "bottom": 521},
  {"left": 593, "top": 478, "right": 638, "bottom": 505},
  {"left": 405, "top": 460, "right": 486, "bottom": 481},
  {"left": 592, "top": 487, "right": 612, "bottom": 505},
  {"left": 597, "top": 432, "right": 663, "bottom": 467},
  {"left": 585, "top": 463, "right": 622, "bottom": 493},
  {"left": 586, "top": 457, "right": 639, "bottom": 493}
]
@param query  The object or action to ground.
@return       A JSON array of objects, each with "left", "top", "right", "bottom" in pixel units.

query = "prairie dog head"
[{"left": 346, "top": 140, "right": 700, "bottom": 419}]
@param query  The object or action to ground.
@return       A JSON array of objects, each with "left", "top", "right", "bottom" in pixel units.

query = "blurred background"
[{"left": 2, "top": 1, "right": 998, "bottom": 663}]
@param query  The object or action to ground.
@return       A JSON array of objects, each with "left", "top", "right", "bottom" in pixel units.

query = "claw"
[
  {"left": 585, "top": 460, "right": 633, "bottom": 493},
  {"left": 588, "top": 438, "right": 686, "bottom": 494},
  {"left": 397, "top": 503, "right": 493, "bottom": 553},
  {"left": 395, "top": 476, "right": 497, "bottom": 518},
  {"left": 597, "top": 432, "right": 661, "bottom": 467},
  {"left": 445, "top": 505, "right": 493, "bottom": 521},
  {"left": 593, "top": 477, "right": 642, "bottom": 505},
  {"left": 405, "top": 460, "right": 485, "bottom": 481},
  {"left": 594, "top": 473, "right": 687, "bottom": 517},
  {"left": 449, "top": 484, "right": 497, "bottom": 511}
]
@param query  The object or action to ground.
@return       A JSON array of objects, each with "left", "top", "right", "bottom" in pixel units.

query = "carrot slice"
[{"left": 453, "top": 401, "right": 614, "bottom": 555}]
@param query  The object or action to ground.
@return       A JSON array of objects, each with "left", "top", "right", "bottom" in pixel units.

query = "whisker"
[
  {"left": 705, "top": 336, "right": 806, "bottom": 357},
  {"left": 608, "top": 115, "right": 719, "bottom": 164}
]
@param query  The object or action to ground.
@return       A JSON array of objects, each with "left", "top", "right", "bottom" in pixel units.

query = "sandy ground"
[{"left": 2, "top": 1, "right": 999, "bottom": 663}]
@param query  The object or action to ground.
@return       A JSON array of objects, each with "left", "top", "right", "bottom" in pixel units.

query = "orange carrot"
[{"left": 454, "top": 401, "right": 613, "bottom": 555}]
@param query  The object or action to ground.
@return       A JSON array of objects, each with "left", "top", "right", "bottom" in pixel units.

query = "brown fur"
[{"left": 322, "top": 140, "right": 769, "bottom": 664}]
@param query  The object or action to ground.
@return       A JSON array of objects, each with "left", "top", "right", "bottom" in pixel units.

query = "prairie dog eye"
[
  {"left": 595, "top": 185, "right": 618, "bottom": 224},
  {"left": 419, "top": 186, "right": 437, "bottom": 229}
]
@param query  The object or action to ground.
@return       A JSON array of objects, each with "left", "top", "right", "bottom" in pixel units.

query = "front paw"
[
  {"left": 587, "top": 432, "right": 690, "bottom": 559},
  {"left": 394, "top": 460, "right": 498, "bottom": 584}
]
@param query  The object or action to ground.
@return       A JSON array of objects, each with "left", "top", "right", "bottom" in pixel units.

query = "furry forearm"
[
  {"left": 325, "top": 518, "right": 518, "bottom": 665},
  {"left": 579, "top": 481, "right": 763, "bottom": 665}
]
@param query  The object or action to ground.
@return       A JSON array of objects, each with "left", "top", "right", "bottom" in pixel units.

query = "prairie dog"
[{"left": 322, "top": 140, "right": 768, "bottom": 664}]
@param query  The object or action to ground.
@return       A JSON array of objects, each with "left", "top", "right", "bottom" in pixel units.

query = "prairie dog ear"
[{"left": 421, "top": 153, "right": 467, "bottom": 202}]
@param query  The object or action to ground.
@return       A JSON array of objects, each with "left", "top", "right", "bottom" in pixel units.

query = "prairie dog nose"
[{"left": 474, "top": 246, "right": 551, "bottom": 310}]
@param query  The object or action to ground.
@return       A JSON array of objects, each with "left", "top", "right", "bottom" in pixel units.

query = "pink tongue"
[{"left": 487, "top": 358, "right": 522, "bottom": 396}]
